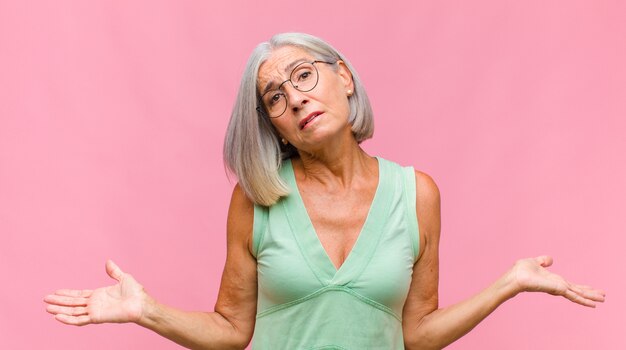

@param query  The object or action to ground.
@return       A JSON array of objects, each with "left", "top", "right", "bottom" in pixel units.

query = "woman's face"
[{"left": 257, "top": 46, "right": 354, "bottom": 153}]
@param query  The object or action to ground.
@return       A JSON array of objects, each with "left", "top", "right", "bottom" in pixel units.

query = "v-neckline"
[{"left": 280, "top": 157, "right": 394, "bottom": 285}]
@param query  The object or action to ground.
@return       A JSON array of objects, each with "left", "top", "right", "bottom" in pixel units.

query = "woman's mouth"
[{"left": 300, "top": 112, "right": 323, "bottom": 130}]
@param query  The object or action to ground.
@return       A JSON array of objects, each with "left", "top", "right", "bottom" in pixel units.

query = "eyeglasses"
[{"left": 257, "top": 60, "right": 336, "bottom": 118}]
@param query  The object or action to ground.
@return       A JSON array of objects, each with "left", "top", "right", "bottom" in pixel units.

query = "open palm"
[
  {"left": 510, "top": 256, "right": 605, "bottom": 307},
  {"left": 45, "top": 260, "right": 146, "bottom": 326}
]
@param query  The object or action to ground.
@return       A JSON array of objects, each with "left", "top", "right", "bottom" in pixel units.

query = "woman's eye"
[
  {"left": 296, "top": 70, "right": 311, "bottom": 82},
  {"left": 268, "top": 93, "right": 281, "bottom": 105}
]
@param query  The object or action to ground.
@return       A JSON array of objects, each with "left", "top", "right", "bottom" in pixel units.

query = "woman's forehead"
[{"left": 257, "top": 46, "right": 313, "bottom": 88}]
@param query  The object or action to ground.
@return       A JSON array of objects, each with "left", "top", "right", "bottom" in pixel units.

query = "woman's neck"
[{"left": 294, "top": 139, "right": 376, "bottom": 191}]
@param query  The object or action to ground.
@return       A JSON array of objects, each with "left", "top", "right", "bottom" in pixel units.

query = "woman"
[{"left": 44, "top": 33, "right": 604, "bottom": 349}]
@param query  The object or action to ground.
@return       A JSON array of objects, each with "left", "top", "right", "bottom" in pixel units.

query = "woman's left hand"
[{"left": 507, "top": 256, "right": 605, "bottom": 307}]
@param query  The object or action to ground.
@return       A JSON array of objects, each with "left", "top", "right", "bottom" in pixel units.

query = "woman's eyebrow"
[
  {"left": 261, "top": 58, "right": 309, "bottom": 95},
  {"left": 283, "top": 58, "right": 308, "bottom": 74},
  {"left": 261, "top": 81, "right": 276, "bottom": 95}
]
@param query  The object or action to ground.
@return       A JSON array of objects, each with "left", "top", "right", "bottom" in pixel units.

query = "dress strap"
[
  {"left": 402, "top": 166, "right": 420, "bottom": 261},
  {"left": 252, "top": 204, "right": 269, "bottom": 258}
]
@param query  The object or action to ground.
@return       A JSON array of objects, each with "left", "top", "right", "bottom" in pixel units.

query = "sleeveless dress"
[{"left": 251, "top": 157, "right": 419, "bottom": 349}]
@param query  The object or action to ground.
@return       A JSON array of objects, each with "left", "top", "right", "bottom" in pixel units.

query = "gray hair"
[{"left": 223, "top": 33, "right": 374, "bottom": 206}]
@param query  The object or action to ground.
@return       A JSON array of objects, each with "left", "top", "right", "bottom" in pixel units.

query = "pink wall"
[{"left": 1, "top": 1, "right": 624, "bottom": 349}]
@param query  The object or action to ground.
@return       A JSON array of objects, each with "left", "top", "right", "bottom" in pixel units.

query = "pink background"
[{"left": 1, "top": 1, "right": 624, "bottom": 349}]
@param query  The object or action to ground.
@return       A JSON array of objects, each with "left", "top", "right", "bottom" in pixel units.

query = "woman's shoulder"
[
  {"left": 378, "top": 157, "right": 439, "bottom": 199},
  {"left": 228, "top": 183, "right": 254, "bottom": 228},
  {"left": 412, "top": 169, "right": 440, "bottom": 239},
  {"left": 413, "top": 170, "right": 439, "bottom": 201},
  {"left": 384, "top": 157, "right": 440, "bottom": 205}
]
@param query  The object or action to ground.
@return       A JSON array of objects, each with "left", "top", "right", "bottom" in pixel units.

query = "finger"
[
  {"left": 106, "top": 260, "right": 124, "bottom": 282},
  {"left": 534, "top": 255, "right": 553, "bottom": 268},
  {"left": 44, "top": 294, "right": 89, "bottom": 307},
  {"left": 55, "top": 314, "right": 92, "bottom": 326},
  {"left": 569, "top": 284, "right": 606, "bottom": 302},
  {"left": 564, "top": 288, "right": 603, "bottom": 308},
  {"left": 586, "top": 286, "right": 606, "bottom": 299},
  {"left": 54, "top": 289, "right": 93, "bottom": 298},
  {"left": 46, "top": 304, "right": 88, "bottom": 317}
]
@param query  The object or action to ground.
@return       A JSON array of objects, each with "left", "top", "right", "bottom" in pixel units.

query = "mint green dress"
[{"left": 251, "top": 157, "right": 419, "bottom": 349}]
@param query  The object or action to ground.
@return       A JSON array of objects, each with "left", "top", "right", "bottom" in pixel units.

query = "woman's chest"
[
  {"left": 300, "top": 188, "right": 376, "bottom": 268},
  {"left": 256, "top": 213, "right": 416, "bottom": 314}
]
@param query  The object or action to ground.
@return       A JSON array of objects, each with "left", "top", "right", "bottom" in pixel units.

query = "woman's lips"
[{"left": 300, "top": 112, "right": 323, "bottom": 130}]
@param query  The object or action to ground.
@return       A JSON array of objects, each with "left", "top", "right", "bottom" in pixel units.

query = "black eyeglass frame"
[{"left": 256, "top": 60, "right": 336, "bottom": 119}]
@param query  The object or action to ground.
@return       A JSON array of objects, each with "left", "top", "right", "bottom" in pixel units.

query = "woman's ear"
[{"left": 335, "top": 60, "right": 354, "bottom": 92}]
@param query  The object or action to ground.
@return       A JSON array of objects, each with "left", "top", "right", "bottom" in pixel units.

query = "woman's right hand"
[{"left": 44, "top": 260, "right": 148, "bottom": 326}]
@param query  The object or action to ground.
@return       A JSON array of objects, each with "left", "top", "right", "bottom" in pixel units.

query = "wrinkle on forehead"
[{"left": 257, "top": 46, "right": 313, "bottom": 93}]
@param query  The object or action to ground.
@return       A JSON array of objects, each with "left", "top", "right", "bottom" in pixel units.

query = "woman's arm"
[
  {"left": 401, "top": 172, "right": 605, "bottom": 350},
  {"left": 44, "top": 184, "right": 258, "bottom": 350}
]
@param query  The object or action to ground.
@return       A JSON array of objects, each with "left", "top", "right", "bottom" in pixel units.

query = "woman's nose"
[{"left": 284, "top": 84, "right": 308, "bottom": 112}]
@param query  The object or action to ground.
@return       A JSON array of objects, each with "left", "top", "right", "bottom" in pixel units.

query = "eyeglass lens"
[{"left": 261, "top": 62, "right": 320, "bottom": 118}]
